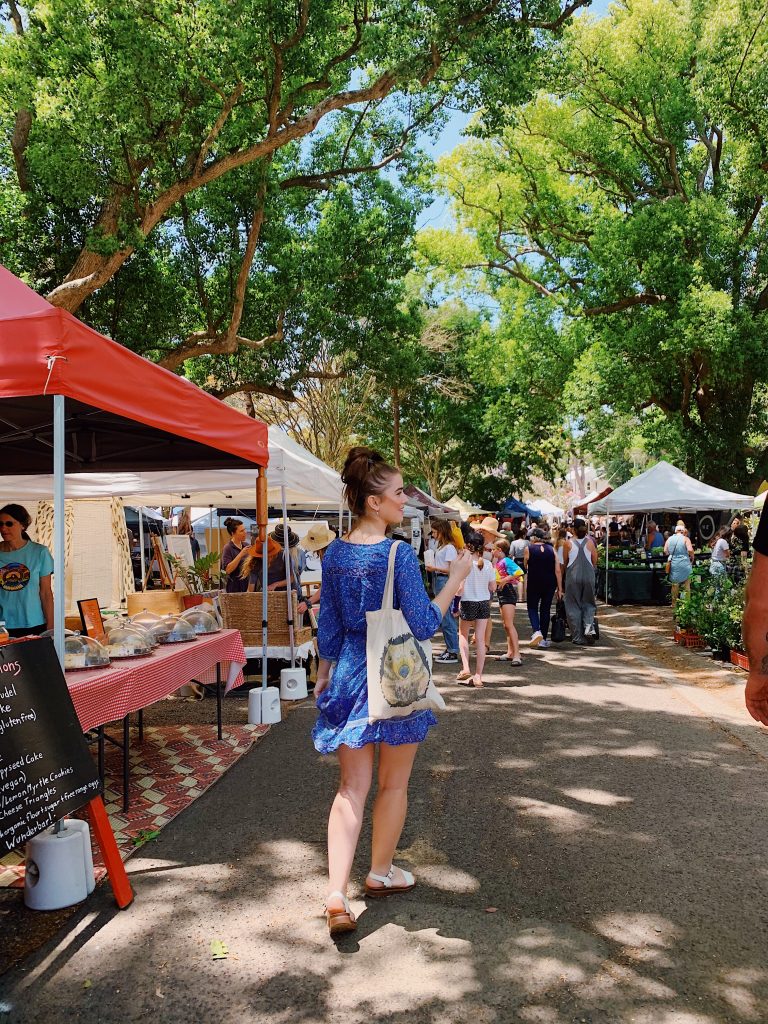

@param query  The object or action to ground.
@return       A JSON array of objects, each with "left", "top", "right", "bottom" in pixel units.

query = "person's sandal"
[
  {"left": 456, "top": 669, "right": 472, "bottom": 681},
  {"left": 324, "top": 891, "right": 357, "bottom": 936},
  {"left": 472, "top": 675, "right": 484, "bottom": 687},
  {"left": 365, "top": 866, "right": 416, "bottom": 899}
]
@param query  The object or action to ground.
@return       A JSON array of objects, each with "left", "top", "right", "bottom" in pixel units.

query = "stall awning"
[
  {"left": 573, "top": 486, "right": 612, "bottom": 516},
  {"left": 501, "top": 497, "right": 541, "bottom": 519},
  {"left": 0, "top": 426, "right": 343, "bottom": 507},
  {"left": 0, "top": 265, "right": 268, "bottom": 471},
  {"left": 588, "top": 462, "right": 753, "bottom": 514},
  {"left": 403, "top": 485, "right": 460, "bottom": 520}
]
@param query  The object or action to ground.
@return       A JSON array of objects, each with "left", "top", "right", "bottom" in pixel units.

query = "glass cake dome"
[
  {"left": 63, "top": 633, "right": 111, "bottom": 671},
  {"left": 104, "top": 624, "right": 153, "bottom": 659},
  {"left": 179, "top": 608, "right": 220, "bottom": 635},
  {"left": 150, "top": 615, "right": 197, "bottom": 644}
]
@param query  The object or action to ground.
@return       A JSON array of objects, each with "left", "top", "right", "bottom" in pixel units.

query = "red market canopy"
[
  {"left": 0, "top": 265, "right": 268, "bottom": 473},
  {"left": 572, "top": 486, "right": 612, "bottom": 516}
]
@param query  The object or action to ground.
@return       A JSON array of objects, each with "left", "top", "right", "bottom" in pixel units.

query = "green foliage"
[
  {"left": 421, "top": 0, "right": 768, "bottom": 489},
  {"left": 167, "top": 551, "right": 223, "bottom": 594},
  {"left": 674, "top": 566, "right": 745, "bottom": 651}
]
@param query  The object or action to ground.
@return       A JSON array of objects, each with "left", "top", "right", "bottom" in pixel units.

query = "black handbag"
[{"left": 551, "top": 599, "right": 567, "bottom": 643}]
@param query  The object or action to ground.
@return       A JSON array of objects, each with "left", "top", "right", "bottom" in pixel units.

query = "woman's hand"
[
  {"left": 314, "top": 674, "right": 330, "bottom": 698},
  {"left": 297, "top": 600, "right": 308, "bottom": 614},
  {"left": 449, "top": 549, "right": 473, "bottom": 582}
]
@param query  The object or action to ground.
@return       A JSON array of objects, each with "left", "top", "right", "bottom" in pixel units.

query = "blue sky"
[{"left": 417, "top": 0, "right": 613, "bottom": 229}]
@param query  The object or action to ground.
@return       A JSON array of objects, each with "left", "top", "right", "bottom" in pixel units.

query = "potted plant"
[{"left": 167, "top": 552, "right": 223, "bottom": 606}]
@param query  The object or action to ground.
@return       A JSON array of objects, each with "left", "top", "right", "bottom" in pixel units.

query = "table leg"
[
  {"left": 216, "top": 663, "right": 222, "bottom": 740},
  {"left": 98, "top": 725, "right": 105, "bottom": 780},
  {"left": 138, "top": 707, "right": 144, "bottom": 743},
  {"left": 123, "top": 714, "right": 130, "bottom": 813}
]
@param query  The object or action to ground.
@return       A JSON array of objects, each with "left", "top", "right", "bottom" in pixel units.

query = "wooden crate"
[
  {"left": 218, "top": 591, "right": 312, "bottom": 647},
  {"left": 127, "top": 590, "right": 185, "bottom": 617}
]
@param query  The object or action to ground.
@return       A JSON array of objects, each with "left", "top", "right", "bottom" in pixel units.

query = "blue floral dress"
[{"left": 313, "top": 538, "right": 442, "bottom": 754}]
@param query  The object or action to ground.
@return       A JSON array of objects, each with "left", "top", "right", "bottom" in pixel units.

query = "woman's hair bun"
[
  {"left": 341, "top": 446, "right": 396, "bottom": 518},
  {"left": 223, "top": 516, "right": 242, "bottom": 535}
]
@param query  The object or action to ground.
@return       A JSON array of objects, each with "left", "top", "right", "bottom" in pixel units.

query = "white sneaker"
[
  {"left": 529, "top": 631, "right": 543, "bottom": 648},
  {"left": 539, "top": 639, "right": 552, "bottom": 649}
]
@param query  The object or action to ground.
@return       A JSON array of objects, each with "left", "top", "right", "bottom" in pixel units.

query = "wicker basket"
[{"left": 218, "top": 591, "right": 312, "bottom": 647}]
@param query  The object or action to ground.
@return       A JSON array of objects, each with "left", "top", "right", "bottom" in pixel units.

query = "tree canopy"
[{"left": 421, "top": 0, "right": 768, "bottom": 490}]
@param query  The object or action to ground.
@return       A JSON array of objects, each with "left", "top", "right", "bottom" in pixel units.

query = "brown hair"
[
  {"left": 493, "top": 538, "right": 510, "bottom": 556},
  {"left": 465, "top": 531, "right": 486, "bottom": 570},
  {"left": 0, "top": 504, "right": 31, "bottom": 541},
  {"left": 341, "top": 446, "right": 399, "bottom": 519},
  {"left": 431, "top": 519, "right": 454, "bottom": 547},
  {"left": 223, "top": 517, "right": 243, "bottom": 537}
]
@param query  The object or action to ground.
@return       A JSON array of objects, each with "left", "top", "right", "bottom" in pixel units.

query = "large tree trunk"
[{"left": 392, "top": 387, "right": 401, "bottom": 469}]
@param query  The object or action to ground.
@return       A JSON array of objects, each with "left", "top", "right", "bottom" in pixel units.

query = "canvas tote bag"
[{"left": 366, "top": 541, "right": 446, "bottom": 724}]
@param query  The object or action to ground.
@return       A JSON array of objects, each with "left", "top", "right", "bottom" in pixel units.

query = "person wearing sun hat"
[
  {"left": 475, "top": 517, "right": 504, "bottom": 652},
  {"left": 300, "top": 523, "right": 336, "bottom": 608}
]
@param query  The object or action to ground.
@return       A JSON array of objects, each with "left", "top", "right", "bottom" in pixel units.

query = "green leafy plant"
[{"left": 167, "top": 552, "right": 223, "bottom": 594}]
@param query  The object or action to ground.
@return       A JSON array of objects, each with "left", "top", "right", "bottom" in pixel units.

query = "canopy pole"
[
  {"left": 138, "top": 510, "right": 146, "bottom": 590},
  {"left": 281, "top": 483, "right": 296, "bottom": 666},
  {"left": 605, "top": 500, "right": 610, "bottom": 604},
  {"left": 53, "top": 395, "right": 65, "bottom": 664},
  {"left": 254, "top": 468, "right": 269, "bottom": 691}
]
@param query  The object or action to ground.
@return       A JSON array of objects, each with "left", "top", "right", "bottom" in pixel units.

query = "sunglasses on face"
[{"left": 0, "top": 521, "right": 17, "bottom": 528}]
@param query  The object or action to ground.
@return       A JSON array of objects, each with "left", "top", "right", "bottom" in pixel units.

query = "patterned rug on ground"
[{"left": 0, "top": 723, "right": 269, "bottom": 888}]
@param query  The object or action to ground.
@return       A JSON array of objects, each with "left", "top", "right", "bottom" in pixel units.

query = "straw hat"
[
  {"left": 477, "top": 516, "right": 504, "bottom": 538},
  {"left": 301, "top": 523, "right": 336, "bottom": 552}
]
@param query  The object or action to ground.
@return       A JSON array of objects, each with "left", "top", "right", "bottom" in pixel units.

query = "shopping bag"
[
  {"left": 551, "top": 598, "right": 567, "bottom": 643},
  {"left": 366, "top": 542, "right": 445, "bottom": 724}
]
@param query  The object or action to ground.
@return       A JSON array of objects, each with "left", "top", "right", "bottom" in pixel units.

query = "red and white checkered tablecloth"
[{"left": 67, "top": 629, "right": 247, "bottom": 732}]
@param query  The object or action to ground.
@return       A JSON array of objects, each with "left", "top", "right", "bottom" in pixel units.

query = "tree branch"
[{"left": 583, "top": 293, "right": 668, "bottom": 316}]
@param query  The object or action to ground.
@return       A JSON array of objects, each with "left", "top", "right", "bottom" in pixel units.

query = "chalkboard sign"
[{"left": 0, "top": 638, "right": 101, "bottom": 856}]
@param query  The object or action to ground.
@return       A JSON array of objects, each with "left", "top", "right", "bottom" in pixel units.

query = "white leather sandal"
[
  {"left": 364, "top": 865, "right": 416, "bottom": 899},
  {"left": 324, "top": 891, "right": 357, "bottom": 936}
]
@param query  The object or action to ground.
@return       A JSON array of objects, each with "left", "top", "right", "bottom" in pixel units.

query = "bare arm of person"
[
  {"left": 555, "top": 560, "right": 563, "bottom": 596},
  {"left": 589, "top": 540, "right": 598, "bottom": 567},
  {"left": 744, "top": 551, "right": 768, "bottom": 726},
  {"left": 224, "top": 545, "right": 250, "bottom": 574},
  {"left": 431, "top": 551, "right": 473, "bottom": 615},
  {"left": 40, "top": 574, "right": 54, "bottom": 630}
]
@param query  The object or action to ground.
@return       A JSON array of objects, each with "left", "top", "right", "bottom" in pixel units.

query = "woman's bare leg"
[
  {"left": 501, "top": 603, "right": 519, "bottom": 657},
  {"left": 458, "top": 619, "right": 472, "bottom": 674},
  {"left": 368, "top": 742, "right": 419, "bottom": 885},
  {"left": 327, "top": 744, "right": 374, "bottom": 910},
  {"left": 474, "top": 620, "right": 487, "bottom": 682}
]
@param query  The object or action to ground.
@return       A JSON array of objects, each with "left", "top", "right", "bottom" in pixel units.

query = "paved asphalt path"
[{"left": 3, "top": 606, "right": 768, "bottom": 1024}]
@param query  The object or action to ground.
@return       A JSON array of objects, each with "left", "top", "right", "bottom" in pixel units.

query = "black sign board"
[{"left": 0, "top": 638, "right": 101, "bottom": 856}]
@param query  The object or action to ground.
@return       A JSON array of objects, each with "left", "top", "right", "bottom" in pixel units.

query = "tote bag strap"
[{"left": 381, "top": 540, "right": 401, "bottom": 612}]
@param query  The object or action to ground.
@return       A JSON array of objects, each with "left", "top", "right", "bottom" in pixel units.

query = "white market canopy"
[
  {"left": 445, "top": 495, "right": 490, "bottom": 518},
  {"left": 588, "top": 461, "right": 754, "bottom": 514},
  {"left": 0, "top": 426, "right": 344, "bottom": 508},
  {"left": 527, "top": 497, "right": 564, "bottom": 519}
]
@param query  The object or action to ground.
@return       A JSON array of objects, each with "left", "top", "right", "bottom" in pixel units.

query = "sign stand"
[
  {"left": 143, "top": 535, "right": 175, "bottom": 590},
  {"left": 85, "top": 797, "right": 134, "bottom": 909}
]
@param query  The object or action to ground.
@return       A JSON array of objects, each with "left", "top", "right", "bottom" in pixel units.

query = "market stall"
[
  {"left": 0, "top": 264, "right": 272, "bottom": 692},
  {"left": 588, "top": 461, "right": 754, "bottom": 604}
]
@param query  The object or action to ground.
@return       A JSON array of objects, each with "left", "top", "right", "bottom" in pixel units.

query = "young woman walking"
[
  {"left": 426, "top": 519, "right": 460, "bottom": 665},
  {"left": 314, "top": 448, "right": 471, "bottom": 937},
  {"left": 456, "top": 532, "right": 497, "bottom": 687},
  {"left": 492, "top": 538, "right": 523, "bottom": 665}
]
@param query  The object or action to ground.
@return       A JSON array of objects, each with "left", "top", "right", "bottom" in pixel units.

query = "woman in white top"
[
  {"left": 457, "top": 532, "right": 497, "bottom": 687},
  {"left": 426, "top": 519, "right": 460, "bottom": 664},
  {"left": 709, "top": 527, "right": 731, "bottom": 578}
]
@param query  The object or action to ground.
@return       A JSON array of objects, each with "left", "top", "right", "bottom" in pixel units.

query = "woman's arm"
[
  {"left": 554, "top": 560, "right": 563, "bottom": 595},
  {"left": 39, "top": 574, "right": 53, "bottom": 630},
  {"left": 224, "top": 545, "right": 249, "bottom": 574},
  {"left": 396, "top": 543, "right": 471, "bottom": 639}
]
